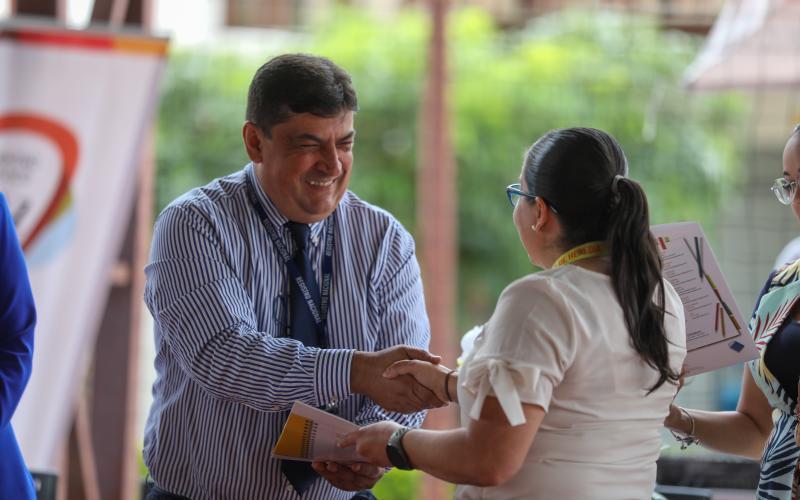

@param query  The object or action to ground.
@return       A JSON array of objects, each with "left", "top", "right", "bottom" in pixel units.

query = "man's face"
[{"left": 245, "top": 111, "right": 355, "bottom": 224}]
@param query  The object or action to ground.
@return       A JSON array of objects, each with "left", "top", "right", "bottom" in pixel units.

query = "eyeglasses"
[
  {"left": 770, "top": 177, "right": 798, "bottom": 205},
  {"left": 505, "top": 183, "right": 559, "bottom": 213}
]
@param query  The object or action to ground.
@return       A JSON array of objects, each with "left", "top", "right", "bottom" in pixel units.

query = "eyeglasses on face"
[
  {"left": 770, "top": 177, "right": 798, "bottom": 205},
  {"left": 505, "top": 183, "right": 559, "bottom": 213}
]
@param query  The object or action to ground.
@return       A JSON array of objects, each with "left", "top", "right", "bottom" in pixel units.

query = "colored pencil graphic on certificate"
[{"left": 682, "top": 238, "right": 742, "bottom": 336}]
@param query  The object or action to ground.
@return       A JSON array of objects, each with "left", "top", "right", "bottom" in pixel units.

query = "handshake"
[{"left": 350, "top": 345, "right": 455, "bottom": 414}]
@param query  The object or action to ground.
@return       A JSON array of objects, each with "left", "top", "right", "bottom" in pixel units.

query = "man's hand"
[
  {"left": 338, "top": 421, "right": 402, "bottom": 468},
  {"left": 351, "top": 345, "right": 445, "bottom": 413},
  {"left": 311, "top": 461, "right": 385, "bottom": 491}
]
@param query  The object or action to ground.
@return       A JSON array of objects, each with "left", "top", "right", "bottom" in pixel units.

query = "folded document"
[{"left": 272, "top": 401, "right": 365, "bottom": 463}]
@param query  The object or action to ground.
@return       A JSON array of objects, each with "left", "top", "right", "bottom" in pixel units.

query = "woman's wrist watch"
[{"left": 386, "top": 427, "right": 414, "bottom": 470}]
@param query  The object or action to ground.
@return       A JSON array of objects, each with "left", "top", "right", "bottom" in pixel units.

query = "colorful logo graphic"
[{"left": 0, "top": 113, "right": 79, "bottom": 263}]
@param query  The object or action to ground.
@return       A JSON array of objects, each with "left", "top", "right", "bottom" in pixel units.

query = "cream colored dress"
[{"left": 455, "top": 265, "right": 686, "bottom": 500}]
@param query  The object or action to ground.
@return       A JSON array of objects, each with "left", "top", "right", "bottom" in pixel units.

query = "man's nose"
[{"left": 318, "top": 143, "right": 342, "bottom": 174}]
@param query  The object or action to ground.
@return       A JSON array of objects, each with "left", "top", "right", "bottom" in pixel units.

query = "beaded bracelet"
[{"left": 670, "top": 406, "right": 700, "bottom": 449}]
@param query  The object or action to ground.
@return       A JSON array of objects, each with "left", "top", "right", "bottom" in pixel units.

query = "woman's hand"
[
  {"left": 384, "top": 359, "right": 454, "bottom": 403},
  {"left": 664, "top": 367, "right": 688, "bottom": 432},
  {"left": 664, "top": 403, "right": 687, "bottom": 432},
  {"left": 338, "top": 421, "right": 404, "bottom": 468}
]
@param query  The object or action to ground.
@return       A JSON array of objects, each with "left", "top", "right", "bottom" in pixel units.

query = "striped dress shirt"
[{"left": 143, "top": 164, "right": 431, "bottom": 500}]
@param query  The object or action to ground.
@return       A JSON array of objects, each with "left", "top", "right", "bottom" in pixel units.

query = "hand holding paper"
[
  {"left": 337, "top": 420, "right": 404, "bottom": 469},
  {"left": 272, "top": 402, "right": 365, "bottom": 463},
  {"left": 311, "top": 461, "right": 385, "bottom": 492}
]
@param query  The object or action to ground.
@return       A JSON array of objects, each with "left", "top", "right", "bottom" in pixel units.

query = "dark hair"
[
  {"left": 523, "top": 127, "right": 679, "bottom": 393},
  {"left": 246, "top": 53, "right": 358, "bottom": 135}
]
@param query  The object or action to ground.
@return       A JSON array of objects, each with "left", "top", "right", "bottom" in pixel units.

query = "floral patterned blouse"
[{"left": 748, "top": 260, "right": 800, "bottom": 500}]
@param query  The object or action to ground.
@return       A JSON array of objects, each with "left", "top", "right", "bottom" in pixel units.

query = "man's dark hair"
[{"left": 246, "top": 53, "right": 358, "bottom": 135}]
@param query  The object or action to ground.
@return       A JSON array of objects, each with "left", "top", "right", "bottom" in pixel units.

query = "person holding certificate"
[
  {"left": 339, "top": 127, "right": 687, "bottom": 499},
  {"left": 663, "top": 126, "right": 800, "bottom": 500}
]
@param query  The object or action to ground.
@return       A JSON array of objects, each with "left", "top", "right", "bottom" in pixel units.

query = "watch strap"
[{"left": 386, "top": 427, "right": 414, "bottom": 470}]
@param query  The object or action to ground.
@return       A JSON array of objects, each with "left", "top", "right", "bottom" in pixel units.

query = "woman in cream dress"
[{"left": 340, "top": 127, "right": 686, "bottom": 499}]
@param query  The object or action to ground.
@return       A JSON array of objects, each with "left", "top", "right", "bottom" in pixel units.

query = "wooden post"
[
  {"left": 89, "top": 130, "right": 153, "bottom": 500},
  {"left": 417, "top": 0, "right": 458, "bottom": 499},
  {"left": 87, "top": 3, "right": 153, "bottom": 498}
]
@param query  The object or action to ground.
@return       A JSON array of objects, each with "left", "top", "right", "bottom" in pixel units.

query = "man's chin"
[{"left": 298, "top": 204, "right": 337, "bottom": 223}]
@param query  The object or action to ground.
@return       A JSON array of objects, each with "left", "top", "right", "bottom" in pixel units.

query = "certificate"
[
  {"left": 272, "top": 401, "right": 364, "bottom": 463},
  {"left": 651, "top": 221, "right": 759, "bottom": 376}
]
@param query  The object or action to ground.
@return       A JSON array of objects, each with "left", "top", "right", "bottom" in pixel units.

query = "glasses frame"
[
  {"left": 506, "top": 183, "right": 559, "bottom": 213},
  {"left": 770, "top": 177, "right": 798, "bottom": 205}
]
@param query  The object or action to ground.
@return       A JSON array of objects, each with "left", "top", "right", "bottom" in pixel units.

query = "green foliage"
[
  {"left": 155, "top": 6, "right": 745, "bottom": 330},
  {"left": 372, "top": 469, "right": 423, "bottom": 500}
]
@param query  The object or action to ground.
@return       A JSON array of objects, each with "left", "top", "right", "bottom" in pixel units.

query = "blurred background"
[{"left": 2, "top": 0, "right": 799, "bottom": 499}]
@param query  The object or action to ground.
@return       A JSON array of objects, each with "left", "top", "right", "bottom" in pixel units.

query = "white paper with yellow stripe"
[{"left": 273, "top": 401, "right": 364, "bottom": 462}]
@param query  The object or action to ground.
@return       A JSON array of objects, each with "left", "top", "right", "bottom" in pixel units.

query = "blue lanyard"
[{"left": 245, "top": 178, "right": 335, "bottom": 348}]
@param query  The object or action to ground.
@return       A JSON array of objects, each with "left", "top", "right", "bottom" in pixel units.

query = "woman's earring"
[{"left": 531, "top": 224, "right": 537, "bottom": 232}]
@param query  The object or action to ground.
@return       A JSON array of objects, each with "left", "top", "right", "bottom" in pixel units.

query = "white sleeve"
[{"left": 461, "top": 276, "right": 577, "bottom": 426}]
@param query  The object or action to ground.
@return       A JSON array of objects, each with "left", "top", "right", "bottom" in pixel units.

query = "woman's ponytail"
[{"left": 607, "top": 177, "right": 679, "bottom": 393}]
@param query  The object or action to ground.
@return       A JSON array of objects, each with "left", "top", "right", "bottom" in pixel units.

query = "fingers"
[
  {"left": 338, "top": 430, "right": 359, "bottom": 448},
  {"left": 383, "top": 359, "right": 419, "bottom": 378},
  {"left": 410, "top": 377, "right": 446, "bottom": 408},
  {"left": 402, "top": 346, "right": 441, "bottom": 364},
  {"left": 348, "top": 462, "right": 382, "bottom": 479},
  {"left": 312, "top": 461, "right": 383, "bottom": 491}
]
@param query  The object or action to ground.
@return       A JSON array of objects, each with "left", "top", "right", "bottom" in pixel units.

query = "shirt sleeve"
[
  {"left": 144, "top": 204, "right": 353, "bottom": 413},
  {"left": 353, "top": 221, "right": 430, "bottom": 429},
  {"left": 0, "top": 193, "right": 36, "bottom": 427},
  {"left": 461, "top": 276, "right": 575, "bottom": 426}
]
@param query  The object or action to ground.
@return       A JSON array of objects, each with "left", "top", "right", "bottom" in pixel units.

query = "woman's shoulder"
[
  {"left": 500, "top": 271, "right": 565, "bottom": 304},
  {"left": 491, "top": 272, "right": 577, "bottom": 334}
]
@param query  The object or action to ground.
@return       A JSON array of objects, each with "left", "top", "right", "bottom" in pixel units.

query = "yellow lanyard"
[{"left": 552, "top": 241, "right": 608, "bottom": 268}]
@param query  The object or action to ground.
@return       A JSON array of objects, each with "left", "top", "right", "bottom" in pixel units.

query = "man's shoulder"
[
  {"left": 338, "top": 191, "right": 406, "bottom": 233},
  {"left": 161, "top": 169, "right": 248, "bottom": 219}
]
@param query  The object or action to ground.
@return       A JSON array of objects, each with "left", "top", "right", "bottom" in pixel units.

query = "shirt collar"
[{"left": 246, "top": 163, "right": 327, "bottom": 246}]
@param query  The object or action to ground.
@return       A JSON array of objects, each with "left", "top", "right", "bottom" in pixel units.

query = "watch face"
[
  {"left": 386, "top": 427, "right": 413, "bottom": 470},
  {"left": 386, "top": 442, "right": 411, "bottom": 470}
]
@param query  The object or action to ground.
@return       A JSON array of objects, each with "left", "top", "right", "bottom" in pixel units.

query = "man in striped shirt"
[{"left": 143, "top": 54, "right": 441, "bottom": 499}]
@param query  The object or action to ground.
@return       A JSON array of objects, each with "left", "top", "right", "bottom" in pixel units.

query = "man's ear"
[{"left": 243, "top": 121, "right": 265, "bottom": 162}]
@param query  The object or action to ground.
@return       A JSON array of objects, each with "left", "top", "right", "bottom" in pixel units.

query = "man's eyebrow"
[
  {"left": 338, "top": 130, "right": 356, "bottom": 141},
  {"left": 292, "top": 130, "right": 356, "bottom": 143},
  {"left": 293, "top": 133, "right": 324, "bottom": 143}
]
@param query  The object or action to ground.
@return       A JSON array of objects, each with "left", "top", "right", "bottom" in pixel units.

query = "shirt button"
[{"left": 285, "top": 484, "right": 293, "bottom": 492}]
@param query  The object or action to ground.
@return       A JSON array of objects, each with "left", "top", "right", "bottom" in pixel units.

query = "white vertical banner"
[{"left": 0, "top": 24, "right": 167, "bottom": 469}]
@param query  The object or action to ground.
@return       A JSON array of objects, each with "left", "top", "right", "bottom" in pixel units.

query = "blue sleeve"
[{"left": 0, "top": 193, "right": 36, "bottom": 427}]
